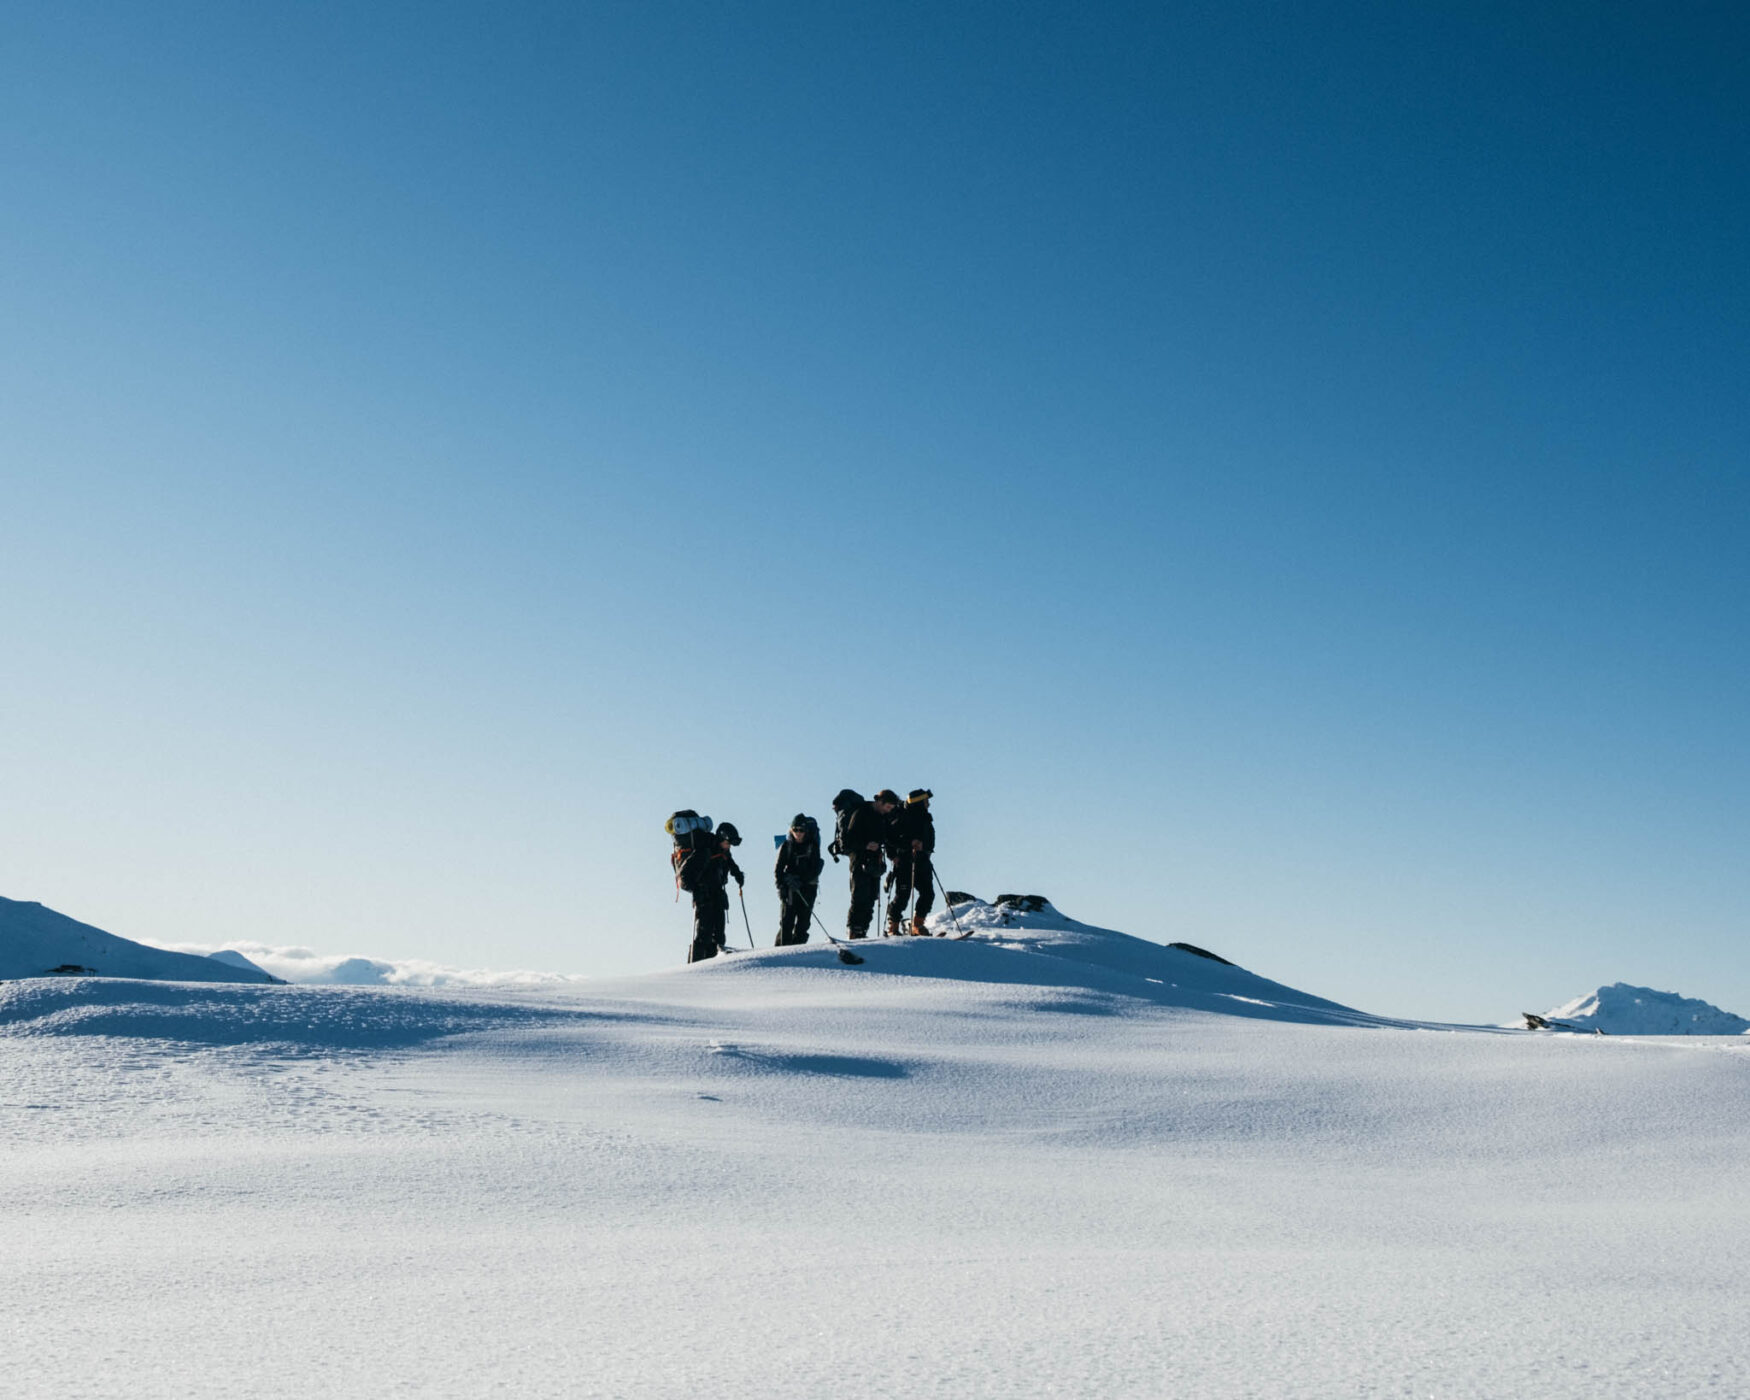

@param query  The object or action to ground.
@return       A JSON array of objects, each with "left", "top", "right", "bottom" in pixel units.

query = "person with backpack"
[
  {"left": 666, "top": 811, "right": 745, "bottom": 963},
  {"left": 828, "top": 788, "right": 896, "bottom": 939},
  {"left": 773, "top": 814, "right": 825, "bottom": 946},
  {"left": 871, "top": 788, "right": 908, "bottom": 936},
  {"left": 887, "top": 789, "right": 937, "bottom": 936}
]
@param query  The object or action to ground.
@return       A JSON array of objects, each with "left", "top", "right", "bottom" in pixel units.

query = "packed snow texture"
[
  {"left": 1541, "top": 981, "right": 1750, "bottom": 1035},
  {"left": 0, "top": 896, "right": 276, "bottom": 984},
  {"left": 5, "top": 899, "right": 1748, "bottom": 1399}
]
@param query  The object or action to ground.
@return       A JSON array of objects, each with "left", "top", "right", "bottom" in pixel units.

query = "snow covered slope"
[
  {"left": 4, "top": 907, "right": 1748, "bottom": 1399},
  {"left": 917, "top": 895, "right": 1395, "bottom": 1024},
  {"left": 205, "top": 948, "right": 277, "bottom": 979},
  {"left": 0, "top": 896, "right": 277, "bottom": 984},
  {"left": 1539, "top": 981, "right": 1750, "bottom": 1035}
]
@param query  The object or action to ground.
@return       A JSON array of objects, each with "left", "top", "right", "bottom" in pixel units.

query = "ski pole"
[
  {"left": 800, "top": 891, "right": 865, "bottom": 965},
  {"left": 737, "top": 885, "right": 757, "bottom": 950},
  {"left": 933, "top": 869, "right": 967, "bottom": 939}
]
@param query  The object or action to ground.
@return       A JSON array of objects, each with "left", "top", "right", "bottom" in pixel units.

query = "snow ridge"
[
  {"left": 0, "top": 896, "right": 276, "bottom": 984},
  {"left": 1543, "top": 982, "right": 1750, "bottom": 1036}
]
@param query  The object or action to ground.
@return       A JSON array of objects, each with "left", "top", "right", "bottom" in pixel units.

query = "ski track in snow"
[{"left": 4, "top": 924, "right": 1748, "bottom": 1399}]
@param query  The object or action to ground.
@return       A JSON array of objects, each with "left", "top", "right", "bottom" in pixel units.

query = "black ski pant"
[
  {"left": 777, "top": 883, "right": 817, "bottom": 946},
  {"left": 847, "top": 856, "right": 882, "bottom": 938},
  {"left": 689, "top": 891, "right": 728, "bottom": 963},
  {"left": 888, "top": 853, "right": 935, "bottom": 926}
]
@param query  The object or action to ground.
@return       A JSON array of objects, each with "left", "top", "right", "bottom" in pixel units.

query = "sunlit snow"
[{"left": 4, "top": 896, "right": 1748, "bottom": 1398}]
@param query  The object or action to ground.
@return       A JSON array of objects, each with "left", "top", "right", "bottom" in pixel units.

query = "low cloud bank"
[{"left": 152, "top": 940, "right": 588, "bottom": 989}]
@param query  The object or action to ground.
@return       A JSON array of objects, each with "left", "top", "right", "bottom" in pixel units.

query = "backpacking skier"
[
  {"left": 667, "top": 811, "right": 745, "bottom": 963},
  {"left": 887, "top": 789, "right": 937, "bottom": 936},
  {"left": 773, "top": 814, "right": 824, "bottom": 946},
  {"left": 828, "top": 788, "right": 896, "bottom": 939},
  {"left": 871, "top": 788, "right": 907, "bottom": 936}
]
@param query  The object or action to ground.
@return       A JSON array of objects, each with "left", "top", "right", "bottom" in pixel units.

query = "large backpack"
[
  {"left": 666, "top": 809, "right": 713, "bottom": 843},
  {"left": 828, "top": 789, "right": 863, "bottom": 861},
  {"left": 666, "top": 810, "right": 714, "bottom": 892}
]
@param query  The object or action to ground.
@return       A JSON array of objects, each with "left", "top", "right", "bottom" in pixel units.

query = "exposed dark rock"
[
  {"left": 944, "top": 891, "right": 980, "bottom": 907},
  {"left": 1522, "top": 1012, "right": 1605, "bottom": 1034},
  {"left": 1166, "top": 943, "right": 1234, "bottom": 966},
  {"left": 43, "top": 964, "right": 98, "bottom": 976},
  {"left": 993, "top": 894, "right": 1050, "bottom": 913}
]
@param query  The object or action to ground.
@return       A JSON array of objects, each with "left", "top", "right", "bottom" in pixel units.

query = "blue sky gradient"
[{"left": 4, "top": 2, "right": 1746, "bottom": 1018}]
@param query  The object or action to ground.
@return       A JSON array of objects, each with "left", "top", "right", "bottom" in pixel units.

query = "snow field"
[{"left": 4, "top": 931, "right": 1748, "bottom": 1398}]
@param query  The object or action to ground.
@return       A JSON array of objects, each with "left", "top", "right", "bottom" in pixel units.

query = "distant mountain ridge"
[
  {"left": 0, "top": 896, "right": 279, "bottom": 984},
  {"left": 1533, "top": 982, "right": 1749, "bottom": 1036}
]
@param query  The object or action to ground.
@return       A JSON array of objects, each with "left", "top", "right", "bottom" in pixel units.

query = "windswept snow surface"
[
  {"left": 4, "top": 910, "right": 1748, "bottom": 1399},
  {"left": 1541, "top": 981, "right": 1750, "bottom": 1036}
]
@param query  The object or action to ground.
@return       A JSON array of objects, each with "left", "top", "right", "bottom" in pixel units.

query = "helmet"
[{"left": 716, "top": 822, "right": 742, "bottom": 847}]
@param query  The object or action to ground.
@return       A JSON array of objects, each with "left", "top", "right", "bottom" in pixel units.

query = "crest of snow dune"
[
  {"left": 891, "top": 895, "right": 1391, "bottom": 1027},
  {"left": 1541, "top": 983, "right": 1749, "bottom": 1036},
  {"left": 0, "top": 976, "right": 567, "bottom": 1049},
  {"left": 0, "top": 896, "right": 277, "bottom": 984}
]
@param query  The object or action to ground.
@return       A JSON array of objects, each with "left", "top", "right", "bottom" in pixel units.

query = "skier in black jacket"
[
  {"left": 671, "top": 817, "right": 745, "bottom": 963},
  {"left": 774, "top": 814, "right": 824, "bottom": 946},
  {"left": 887, "top": 789, "right": 937, "bottom": 936},
  {"left": 874, "top": 789, "right": 909, "bottom": 937},
  {"left": 830, "top": 789, "right": 897, "bottom": 939}
]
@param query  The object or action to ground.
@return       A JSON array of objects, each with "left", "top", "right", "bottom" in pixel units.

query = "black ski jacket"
[
  {"left": 836, "top": 803, "right": 887, "bottom": 864},
  {"left": 774, "top": 835, "right": 824, "bottom": 893},
  {"left": 879, "top": 804, "right": 910, "bottom": 860},
  {"left": 675, "top": 844, "right": 744, "bottom": 897},
  {"left": 897, "top": 805, "right": 935, "bottom": 856}
]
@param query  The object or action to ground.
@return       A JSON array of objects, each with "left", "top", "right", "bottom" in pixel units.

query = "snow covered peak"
[
  {"left": 1541, "top": 983, "right": 1749, "bottom": 1036},
  {"left": 935, "top": 894, "right": 1087, "bottom": 936},
  {"left": 0, "top": 896, "right": 278, "bottom": 985},
  {"left": 206, "top": 948, "right": 281, "bottom": 980}
]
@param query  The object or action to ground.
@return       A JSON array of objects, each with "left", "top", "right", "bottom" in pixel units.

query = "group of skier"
[{"left": 666, "top": 788, "right": 938, "bottom": 964}]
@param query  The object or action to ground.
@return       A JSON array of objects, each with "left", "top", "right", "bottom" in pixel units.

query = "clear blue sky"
[{"left": 3, "top": 1, "right": 1746, "bottom": 1020}]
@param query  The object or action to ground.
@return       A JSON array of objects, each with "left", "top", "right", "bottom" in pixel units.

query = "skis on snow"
[{"left": 785, "top": 886, "right": 865, "bottom": 965}]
